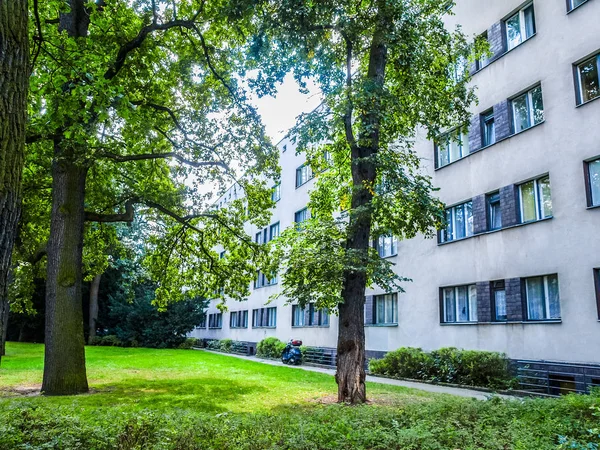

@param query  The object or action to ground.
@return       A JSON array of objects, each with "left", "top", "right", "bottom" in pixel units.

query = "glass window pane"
[
  {"left": 527, "top": 277, "right": 546, "bottom": 320},
  {"left": 455, "top": 205, "right": 465, "bottom": 239},
  {"left": 444, "top": 288, "right": 456, "bottom": 322},
  {"left": 483, "top": 113, "right": 495, "bottom": 146},
  {"left": 376, "top": 298, "right": 385, "bottom": 324},
  {"left": 589, "top": 159, "right": 600, "bottom": 206},
  {"left": 524, "top": 5, "right": 535, "bottom": 38},
  {"left": 465, "top": 202, "right": 473, "bottom": 237},
  {"left": 488, "top": 194, "right": 502, "bottom": 230},
  {"left": 444, "top": 209, "right": 454, "bottom": 242},
  {"left": 547, "top": 275, "right": 561, "bottom": 319},
  {"left": 385, "top": 295, "right": 394, "bottom": 323},
  {"left": 531, "top": 86, "right": 544, "bottom": 125},
  {"left": 506, "top": 13, "right": 522, "bottom": 50},
  {"left": 439, "top": 142, "right": 450, "bottom": 167},
  {"left": 468, "top": 285, "right": 478, "bottom": 321},
  {"left": 537, "top": 176, "right": 553, "bottom": 218},
  {"left": 495, "top": 290, "right": 507, "bottom": 321},
  {"left": 579, "top": 57, "right": 600, "bottom": 103},
  {"left": 570, "top": 0, "right": 588, "bottom": 9},
  {"left": 449, "top": 133, "right": 462, "bottom": 162},
  {"left": 520, "top": 181, "right": 537, "bottom": 222},
  {"left": 457, "top": 286, "right": 469, "bottom": 322},
  {"left": 512, "top": 93, "right": 530, "bottom": 132}
]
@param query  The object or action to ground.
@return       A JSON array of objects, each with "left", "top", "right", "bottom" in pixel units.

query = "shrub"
[
  {"left": 88, "top": 336, "right": 103, "bottom": 346},
  {"left": 205, "top": 339, "right": 221, "bottom": 350},
  {"left": 369, "top": 347, "right": 434, "bottom": 379},
  {"left": 100, "top": 335, "right": 122, "bottom": 347},
  {"left": 369, "top": 346, "right": 516, "bottom": 390},
  {"left": 178, "top": 338, "right": 201, "bottom": 350},
  {"left": 219, "top": 339, "right": 233, "bottom": 353},
  {"left": 256, "top": 337, "right": 286, "bottom": 359}
]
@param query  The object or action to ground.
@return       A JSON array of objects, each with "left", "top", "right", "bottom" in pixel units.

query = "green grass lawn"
[{"left": 1, "top": 342, "right": 599, "bottom": 449}]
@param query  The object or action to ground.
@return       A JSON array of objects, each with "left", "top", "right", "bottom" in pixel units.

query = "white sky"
[{"left": 251, "top": 73, "right": 323, "bottom": 143}]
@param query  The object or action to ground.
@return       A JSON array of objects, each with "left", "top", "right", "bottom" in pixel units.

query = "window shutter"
[
  {"left": 472, "top": 194, "right": 487, "bottom": 234},
  {"left": 500, "top": 184, "right": 519, "bottom": 227},
  {"left": 505, "top": 278, "right": 524, "bottom": 321},
  {"left": 487, "top": 21, "right": 506, "bottom": 61},
  {"left": 494, "top": 100, "right": 511, "bottom": 141},
  {"left": 364, "top": 296, "right": 374, "bottom": 324},
  {"left": 476, "top": 282, "right": 491, "bottom": 322},
  {"left": 468, "top": 114, "right": 482, "bottom": 153}
]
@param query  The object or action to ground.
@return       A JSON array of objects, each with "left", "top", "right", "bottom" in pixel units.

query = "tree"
[
  {"left": 255, "top": 0, "right": 480, "bottom": 403},
  {"left": 0, "top": 0, "right": 28, "bottom": 365},
  {"left": 27, "top": 0, "right": 278, "bottom": 395}
]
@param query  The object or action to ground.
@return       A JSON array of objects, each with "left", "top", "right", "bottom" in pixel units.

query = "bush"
[
  {"left": 178, "top": 338, "right": 201, "bottom": 350},
  {"left": 205, "top": 340, "right": 221, "bottom": 350},
  {"left": 88, "top": 336, "right": 103, "bottom": 346},
  {"left": 100, "top": 335, "right": 122, "bottom": 347},
  {"left": 369, "top": 346, "right": 516, "bottom": 390},
  {"left": 219, "top": 339, "right": 233, "bottom": 353},
  {"left": 256, "top": 337, "right": 286, "bottom": 359}
]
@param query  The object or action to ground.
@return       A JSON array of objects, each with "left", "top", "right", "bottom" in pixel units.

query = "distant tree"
[
  {"left": 253, "top": 0, "right": 482, "bottom": 403},
  {"left": 0, "top": 0, "right": 28, "bottom": 365},
  {"left": 24, "top": 0, "right": 278, "bottom": 395}
]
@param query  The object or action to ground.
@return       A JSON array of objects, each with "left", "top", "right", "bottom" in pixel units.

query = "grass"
[{"left": 1, "top": 342, "right": 599, "bottom": 449}]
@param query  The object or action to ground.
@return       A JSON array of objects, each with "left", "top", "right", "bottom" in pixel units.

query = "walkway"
[{"left": 198, "top": 349, "right": 515, "bottom": 400}]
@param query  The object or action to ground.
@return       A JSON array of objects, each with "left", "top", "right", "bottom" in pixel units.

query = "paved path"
[{"left": 198, "top": 349, "right": 515, "bottom": 401}]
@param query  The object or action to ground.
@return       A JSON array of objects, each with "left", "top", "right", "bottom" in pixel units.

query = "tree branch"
[
  {"left": 84, "top": 197, "right": 138, "bottom": 223},
  {"left": 98, "top": 151, "right": 228, "bottom": 169}
]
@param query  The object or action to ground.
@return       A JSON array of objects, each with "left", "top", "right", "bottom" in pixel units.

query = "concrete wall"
[{"left": 191, "top": 0, "right": 600, "bottom": 366}]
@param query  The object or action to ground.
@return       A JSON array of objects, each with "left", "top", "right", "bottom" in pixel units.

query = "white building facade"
[{"left": 191, "top": 0, "right": 600, "bottom": 391}]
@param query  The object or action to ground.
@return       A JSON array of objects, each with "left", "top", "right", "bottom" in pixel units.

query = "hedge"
[
  {"left": 256, "top": 337, "right": 286, "bottom": 359},
  {"left": 369, "top": 347, "right": 517, "bottom": 390}
]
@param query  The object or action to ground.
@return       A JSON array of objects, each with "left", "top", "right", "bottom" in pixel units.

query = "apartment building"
[{"left": 191, "top": 0, "right": 600, "bottom": 391}]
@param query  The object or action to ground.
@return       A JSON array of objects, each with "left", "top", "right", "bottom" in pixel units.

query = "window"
[
  {"left": 505, "top": 3, "right": 536, "bottom": 51},
  {"left": 291, "top": 305, "right": 305, "bottom": 327},
  {"left": 594, "top": 269, "right": 600, "bottom": 320},
  {"left": 492, "top": 280, "right": 507, "bottom": 322},
  {"left": 577, "top": 52, "right": 600, "bottom": 104},
  {"left": 441, "top": 201, "right": 473, "bottom": 243},
  {"left": 525, "top": 274, "right": 561, "bottom": 320},
  {"left": 254, "top": 271, "right": 277, "bottom": 289},
  {"left": 512, "top": 85, "right": 544, "bottom": 133},
  {"left": 219, "top": 251, "right": 226, "bottom": 259},
  {"left": 294, "top": 207, "right": 310, "bottom": 227},
  {"left": 519, "top": 176, "right": 552, "bottom": 223},
  {"left": 442, "top": 285, "right": 478, "bottom": 323},
  {"left": 255, "top": 230, "right": 265, "bottom": 245},
  {"left": 586, "top": 158, "right": 600, "bottom": 206},
  {"left": 230, "top": 310, "right": 248, "bottom": 328},
  {"left": 208, "top": 313, "right": 223, "bottom": 329},
  {"left": 296, "top": 164, "right": 313, "bottom": 187},
  {"left": 436, "top": 128, "right": 469, "bottom": 168},
  {"left": 475, "top": 31, "right": 489, "bottom": 71},
  {"left": 269, "top": 222, "right": 280, "bottom": 241},
  {"left": 482, "top": 111, "right": 495, "bottom": 147},
  {"left": 272, "top": 183, "right": 281, "bottom": 202},
  {"left": 252, "top": 307, "right": 277, "bottom": 328},
  {"left": 376, "top": 235, "right": 398, "bottom": 258},
  {"left": 374, "top": 294, "right": 398, "bottom": 324},
  {"left": 487, "top": 192, "right": 502, "bottom": 231},
  {"left": 256, "top": 222, "right": 279, "bottom": 245},
  {"left": 568, "top": 0, "right": 590, "bottom": 12}
]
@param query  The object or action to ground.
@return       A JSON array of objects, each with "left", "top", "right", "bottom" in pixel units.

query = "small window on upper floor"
[
  {"left": 296, "top": 164, "right": 313, "bottom": 188},
  {"left": 272, "top": 183, "right": 281, "bottom": 202},
  {"left": 512, "top": 85, "right": 544, "bottom": 133},
  {"left": 568, "top": 0, "right": 590, "bottom": 12},
  {"left": 576, "top": 52, "right": 600, "bottom": 105},
  {"left": 482, "top": 111, "right": 495, "bottom": 147},
  {"left": 505, "top": 3, "right": 536, "bottom": 51},
  {"left": 518, "top": 175, "right": 552, "bottom": 223},
  {"left": 487, "top": 192, "right": 502, "bottom": 231},
  {"left": 440, "top": 201, "right": 473, "bottom": 243},
  {"left": 294, "top": 207, "right": 310, "bottom": 228},
  {"left": 376, "top": 235, "right": 398, "bottom": 258},
  {"left": 585, "top": 158, "right": 600, "bottom": 207},
  {"left": 436, "top": 128, "right": 469, "bottom": 168},
  {"left": 491, "top": 280, "right": 507, "bottom": 322}
]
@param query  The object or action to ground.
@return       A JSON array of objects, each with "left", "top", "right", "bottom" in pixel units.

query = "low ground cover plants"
[
  {"left": 1, "top": 343, "right": 599, "bottom": 449},
  {"left": 369, "top": 346, "right": 517, "bottom": 389}
]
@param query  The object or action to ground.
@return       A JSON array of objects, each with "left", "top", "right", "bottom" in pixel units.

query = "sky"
[{"left": 251, "top": 73, "right": 323, "bottom": 143}]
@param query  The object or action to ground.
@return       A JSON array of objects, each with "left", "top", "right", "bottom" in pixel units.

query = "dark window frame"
[
  {"left": 584, "top": 157, "right": 600, "bottom": 207},
  {"left": 594, "top": 269, "right": 600, "bottom": 320},
  {"left": 567, "top": 0, "right": 591, "bottom": 13},
  {"left": 481, "top": 109, "right": 496, "bottom": 147},
  {"left": 491, "top": 280, "right": 507, "bottom": 322},
  {"left": 295, "top": 164, "right": 314, "bottom": 188},
  {"left": 486, "top": 192, "right": 502, "bottom": 231},
  {"left": 574, "top": 50, "right": 600, "bottom": 105}
]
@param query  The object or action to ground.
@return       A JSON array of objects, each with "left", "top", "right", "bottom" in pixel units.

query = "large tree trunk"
[
  {"left": 42, "top": 156, "right": 89, "bottom": 395},
  {"left": 88, "top": 274, "right": 101, "bottom": 343},
  {"left": 1, "top": 299, "right": 8, "bottom": 355},
  {"left": 0, "top": 0, "right": 28, "bottom": 367},
  {"left": 336, "top": 15, "right": 388, "bottom": 404}
]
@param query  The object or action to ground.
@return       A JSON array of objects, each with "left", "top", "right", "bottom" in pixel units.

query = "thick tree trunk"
[
  {"left": 336, "top": 15, "right": 388, "bottom": 404},
  {"left": 42, "top": 157, "right": 89, "bottom": 395},
  {"left": 0, "top": 0, "right": 28, "bottom": 367},
  {"left": 1, "top": 299, "right": 8, "bottom": 355},
  {"left": 88, "top": 274, "right": 101, "bottom": 343}
]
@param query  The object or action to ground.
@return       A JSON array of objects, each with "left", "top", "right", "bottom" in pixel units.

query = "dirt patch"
[
  {"left": 1, "top": 385, "right": 42, "bottom": 397},
  {"left": 309, "top": 393, "right": 435, "bottom": 407}
]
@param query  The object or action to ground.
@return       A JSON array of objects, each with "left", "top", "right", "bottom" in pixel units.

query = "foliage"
[
  {"left": 256, "top": 337, "right": 286, "bottom": 359},
  {"left": 1, "top": 343, "right": 600, "bottom": 450},
  {"left": 369, "top": 347, "right": 516, "bottom": 389},
  {"left": 219, "top": 339, "right": 234, "bottom": 353},
  {"left": 178, "top": 338, "right": 201, "bottom": 350},
  {"left": 205, "top": 339, "right": 222, "bottom": 351}
]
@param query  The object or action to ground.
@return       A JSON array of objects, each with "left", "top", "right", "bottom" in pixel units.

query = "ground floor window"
[
  {"left": 525, "top": 274, "right": 560, "bottom": 320},
  {"left": 230, "top": 310, "right": 248, "bottom": 329},
  {"left": 208, "top": 313, "right": 222, "bottom": 329},
  {"left": 374, "top": 294, "right": 398, "bottom": 325},
  {"left": 252, "top": 307, "right": 277, "bottom": 328},
  {"left": 291, "top": 304, "right": 329, "bottom": 326},
  {"left": 442, "top": 285, "right": 477, "bottom": 323}
]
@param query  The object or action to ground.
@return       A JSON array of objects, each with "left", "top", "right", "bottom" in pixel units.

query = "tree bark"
[
  {"left": 42, "top": 154, "right": 90, "bottom": 395},
  {"left": 1, "top": 298, "right": 8, "bottom": 355},
  {"left": 88, "top": 274, "right": 101, "bottom": 343},
  {"left": 336, "top": 13, "right": 388, "bottom": 404},
  {"left": 0, "top": 0, "right": 28, "bottom": 366}
]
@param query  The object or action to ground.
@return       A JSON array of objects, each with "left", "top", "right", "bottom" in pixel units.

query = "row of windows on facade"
[{"left": 203, "top": 307, "right": 277, "bottom": 329}]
